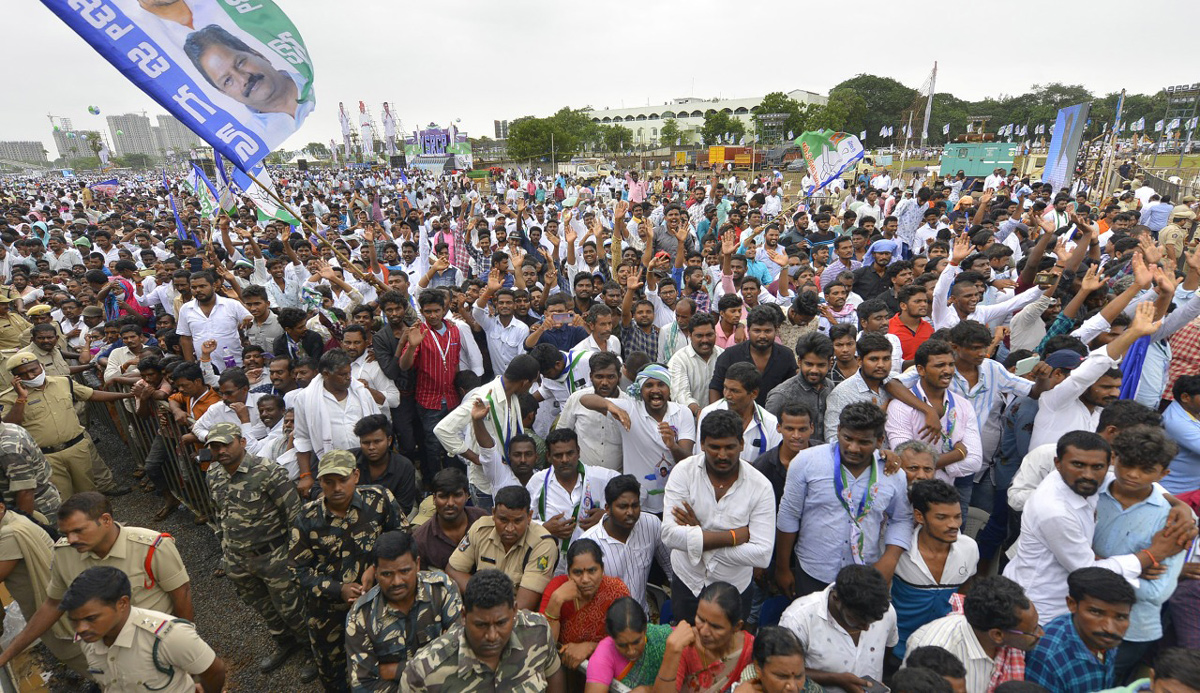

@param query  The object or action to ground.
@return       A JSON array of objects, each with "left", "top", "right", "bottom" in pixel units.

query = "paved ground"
[{"left": 38, "top": 421, "right": 321, "bottom": 692}]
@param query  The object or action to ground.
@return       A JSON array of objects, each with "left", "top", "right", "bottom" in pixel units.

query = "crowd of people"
[{"left": 0, "top": 159, "right": 1197, "bottom": 693}]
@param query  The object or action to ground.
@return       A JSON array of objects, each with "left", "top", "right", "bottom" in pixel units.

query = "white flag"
[
  {"left": 879, "top": 126, "right": 887, "bottom": 137},
  {"left": 1188, "top": 117, "right": 1199, "bottom": 130},
  {"left": 675, "top": 137, "right": 681, "bottom": 146},
  {"left": 787, "top": 130, "right": 794, "bottom": 140},
  {"left": 942, "top": 123, "right": 950, "bottom": 135},
  {"left": 1155, "top": 120, "right": 1164, "bottom": 132},
  {"left": 1169, "top": 118, "right": 1181, "bottom": 130},
  {"left": 860, "top": 131, "right": 867, "bottom": 140},
  {"left": 739, "top": 135, "right": 746, "bottom": 145}
]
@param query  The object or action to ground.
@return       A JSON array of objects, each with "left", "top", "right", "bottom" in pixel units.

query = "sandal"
[{"left": 153, "top": 504, "right": 179, "bottom": 522}]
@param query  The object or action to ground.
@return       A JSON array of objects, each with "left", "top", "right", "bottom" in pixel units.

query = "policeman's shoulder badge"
[
  {"left": 456, "top": 536, "right": 470, "bottom": 552},
  {"left": 535, "top": 555, "right": 549, "bottom": 571}
]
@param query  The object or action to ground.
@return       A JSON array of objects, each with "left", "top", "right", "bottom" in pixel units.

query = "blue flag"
[{"left": 163, "top": 171, "right": 196, "bottom": 244}]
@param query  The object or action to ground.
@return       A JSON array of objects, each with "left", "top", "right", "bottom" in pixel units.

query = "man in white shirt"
[
  {"left": 696, "top": 363, "right": 781, "bottom": 463},
  {"left": 291, "top": 349, "right": 382, "bottom": 498},
  {"left": 176, "top": 271, "right": 251, "bottom": 363},
  {"left": 527, "top": 428, "right": 617, "bottom": 574},
  {"left": 555, "top": 351, "right": 627, "bottom": 471},
  {"left": 780, "top": 565, "right": 898, "bottom": 693},
  {"left": 1028, "top": 304, "right": 1158, "bottom": 450},
  {"left": 1003, "top": 430, "right": 1181, "bottom": 625},
  {"left": 193, "top": 369, "right": 266, "bottom": 443},
  {"left": 660, "top": 409, "right": 775, "bottom": 623},
  {"left": 472, "top": 282, "right": 529, "bottom": 376},
  {"left": 581, "top": 474, "right": 672, "bottom": 609},
  {"left": 667, "top": 313, "right": 723, "bottom": 416},
  {"left": 578, "top": 364, "right": 695, "bottom": 514}
]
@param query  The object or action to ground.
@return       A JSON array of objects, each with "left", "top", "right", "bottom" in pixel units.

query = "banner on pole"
[
  {"left": 41, "top": 0, "right": 315, "bottom": 173},
  {"left": 793, "top": 131, "right": 865, "bottom": 196}
]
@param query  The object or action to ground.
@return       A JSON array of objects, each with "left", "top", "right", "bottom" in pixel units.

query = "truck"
[
  {"left": 939, "top": 142, "right": 1016, "bottom": 177},
  {"left": 701, "top": 146, "right": 764, "bottom": 170}
]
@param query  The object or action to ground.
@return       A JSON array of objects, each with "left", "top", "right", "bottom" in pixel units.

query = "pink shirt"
[{"left": 585, "top": 636, "right": 628, "bottom": 685}]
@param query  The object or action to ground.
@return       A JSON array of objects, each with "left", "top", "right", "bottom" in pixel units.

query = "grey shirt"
[
  {"left": 764, "top": 374, "right": 834, "bottom": 443},
  {"left": 244, "top": 311, "right": 284, "bottom": 353}
]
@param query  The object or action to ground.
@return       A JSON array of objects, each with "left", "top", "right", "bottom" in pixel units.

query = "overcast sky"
[{"left": 7, "top": 0, "right": 1195, "bottom": 156}]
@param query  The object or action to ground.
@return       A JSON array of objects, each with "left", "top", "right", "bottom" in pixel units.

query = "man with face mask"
[
  {"left": 0, "top": 353, "right": 133, "bottom": 498},
  {"left": 346, "top": 531, "right": 463, "bottom": 692}
]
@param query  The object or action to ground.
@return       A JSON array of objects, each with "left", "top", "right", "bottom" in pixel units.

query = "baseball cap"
[
  {"left": 4, "top": 352, "right": 38, "bottom": 372},
  {"left": 317, "top": 450, "right": 357, "bottom": 478},
  {"left": 1044, "top": 349, "right": 1084, "bottom": 370},
  {"left": 204, "top": 422, "right": 243, "bottom": 446}
]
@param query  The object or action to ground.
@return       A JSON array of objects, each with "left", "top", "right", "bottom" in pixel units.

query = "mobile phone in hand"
[{"left": 861, "top": 677, "right": 890, "bottom": 693}]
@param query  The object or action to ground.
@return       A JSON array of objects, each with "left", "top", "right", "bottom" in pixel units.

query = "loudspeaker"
[
  {"left": 191, "top": 158, "right": 216, "bottom": 179},
  {"left": 297, "top": 159, "right": 308, "bottom": 171},
  {"left": 390, "top": 155, "right": 406, "bottom": 169}
]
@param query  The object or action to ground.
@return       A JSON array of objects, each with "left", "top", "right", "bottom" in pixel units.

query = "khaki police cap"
[{"left": 5, "top": 352, "right": 38, "bottom": 371}]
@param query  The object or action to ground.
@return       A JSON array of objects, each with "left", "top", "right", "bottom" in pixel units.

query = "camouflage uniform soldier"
[
  {"left": 346, "top": 531, "right": 462, "bottom": 692},
  {"left": 290, "top": 450, "right": 404, "bottom": 693},
  {"left": 400, "top": 569, "right": 564, "bottom": 693},
  {"left": 204, "top": 422, "right": 314, "bottom": 681},
  {"left": 0, "top": 421, "right": 61, "bottom": 519}
]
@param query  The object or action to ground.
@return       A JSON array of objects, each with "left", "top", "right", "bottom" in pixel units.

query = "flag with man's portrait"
[{"left": 40, "top": 0, "right": 315, "bottom": 173}]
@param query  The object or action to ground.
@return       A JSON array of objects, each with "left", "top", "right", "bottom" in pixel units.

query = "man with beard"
[
  {"left": 1028, "top": 302, "right": 1159, "bottom": 450},
  {"left": 555, "top": 352, "right": 629, "bottom": 471},
  {"left": 412, "top": 469, "right": 488, "bottom": 573},
  {"left": 765, "top": 332, "right": 835, "bottom": 441},
  {"left": 619, "top": 273, "right": 659, "bottom": 361},
  {"left": 1004, "top": 432, "right": 1188, "bottom": 626},
  {"left": 661, "top": 409, "right": 775, "bottom": 623},
  {"left": 342, "top": 325, "right": 400, "bottom": 412},
  {"left": 579, "top": 364, "right": 695, "bottom": 516},
  {"left": 708, "top": 305, "right": 798, "bottom": 408},
  {"left": 177, "top": 270, "right": 252, "bottom": 363},
  {"left": 525, "top": 428, "right": 615, "bottom": 573},
  {"left": 345, "top": 531, "right": 463, "bottom": 692},
  {"left": 668, "top": 312, "right": 722, "bottom": 417}
]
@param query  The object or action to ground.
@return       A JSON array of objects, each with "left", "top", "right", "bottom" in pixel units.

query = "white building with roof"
[{"left": 587, "top": 89, "right": 827, "bottom": 146}]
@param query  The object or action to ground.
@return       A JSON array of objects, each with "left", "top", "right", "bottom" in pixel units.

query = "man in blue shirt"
[
  {"left": 1162, "top": 374, "right": 1200, "bottom": 495},
  {"left": 774, "top": 401, "right": 913, "bottom": 598},
  {"left": 1026, "top": 567, "right": 1136, "bottom": 693},
  {"left": 1093, "top": 426, "right": 1186, "bottom": 685}
]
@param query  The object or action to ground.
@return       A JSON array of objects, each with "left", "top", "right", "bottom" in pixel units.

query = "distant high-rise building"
[
  {"left": 494, "top": 120, "right": 509, "bottom": 139},
  {"left": 107, "top": 113, "right": 157, "bottom": 157},
  {"left": 155, "top": 114, "right": 202, "bottom": 155},
  {"left": 52, "top": 122, "right": 91, "bottom": 160},
  {"left": 0, "top": 141, "right": 48, "bottom": 164}
]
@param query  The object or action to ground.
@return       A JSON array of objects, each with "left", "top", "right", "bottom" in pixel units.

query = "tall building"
[
  {"left": 154, "top": 114, "right": 202, "bottom": 156},
  {"left": 0, "top": 141, "right": 49, "bottom": 164},
  {"left": 52, "top": 118, "right": 91, "bottom": 160},
  {"left": 106, "top": 113, "right": 157, "bottom": 157},
  {"left": 586, "top": 89, "right": 828, "bottom": 146}
]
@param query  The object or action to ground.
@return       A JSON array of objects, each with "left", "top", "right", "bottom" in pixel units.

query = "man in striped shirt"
[{"left": 581, "top": 474, "right": 672, "bottom": 609}]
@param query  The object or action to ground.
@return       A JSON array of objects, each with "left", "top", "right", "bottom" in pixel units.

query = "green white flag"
[
  {"left": 793, "top": 130, "right": 865, "bottom": 195},
  {"left": 234, "top": 164, "right": 300, "bottom": 225}
]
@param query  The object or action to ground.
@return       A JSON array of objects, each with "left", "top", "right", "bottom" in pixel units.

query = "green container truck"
[{"left": 939, "top": 142, "right": 1016, "bottom": 177}]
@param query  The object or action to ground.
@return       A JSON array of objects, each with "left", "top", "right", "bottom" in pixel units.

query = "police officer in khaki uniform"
[
  {"left": 17, "top": 324, "right": 129, "bottom": 498},
  {"left": 400, "top": 569, "right": 564, "bottom": 693},
  {"left": 19, "top": 305, "right": 69, "bottom": 353},
  {"left": 1159, "top": 204, "right": 1197, "bottom": 260},
  {"left": 0, "top": 352, "right": 133, "bottom": 497},
  {"left": 0, "top": 492, "right": 194, "bottom": 670},
  {"left": 0, "top": 295, "right": 31, "bottom": 352},
  {"left": 62, "top": 566, "right": 225, "bottom": 693},
  {"left": 446, "top": 485, "right": 559, "bottom": 611}
]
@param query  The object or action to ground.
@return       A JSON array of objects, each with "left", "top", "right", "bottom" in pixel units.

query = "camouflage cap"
[
  {"left": 205, "top": 422, "right": 243, "bottom": 445},
  {"left": 317, "top": 449, "right": 357, "bottom": 478}
]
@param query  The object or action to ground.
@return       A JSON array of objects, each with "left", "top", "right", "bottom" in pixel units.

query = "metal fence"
[{"left": 84, "top": 383, "right": 217, "bottom": 523}]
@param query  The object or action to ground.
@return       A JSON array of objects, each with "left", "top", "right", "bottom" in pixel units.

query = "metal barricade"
[{"left": 89, "top": 382, "right": 217, "bottom": 523}]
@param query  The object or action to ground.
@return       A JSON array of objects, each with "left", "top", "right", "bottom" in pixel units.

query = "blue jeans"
[
  {"left": 418, "top": 404, "right": 451, "bottom": 482},
  {"left": 977, "top": 452, "right": 1024, "bottom": 561},
  {"left": 469, "top": 484, "right": 493, "bottom": 512}
]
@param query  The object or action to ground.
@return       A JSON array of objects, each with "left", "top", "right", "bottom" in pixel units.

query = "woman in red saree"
[
  {"left": 653, "top": 582, "right": 755, "bottom": 693},
  {"left": 540, "top": 538, "right": 631, "bottom": 669}
]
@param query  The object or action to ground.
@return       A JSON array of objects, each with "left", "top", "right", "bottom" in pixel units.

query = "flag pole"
[{"left": 243, "top": 170, "right": 385, "bottom": 292}]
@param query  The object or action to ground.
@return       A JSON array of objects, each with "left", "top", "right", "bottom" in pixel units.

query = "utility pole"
[{"left": 551, "top": 132, "right": 556, "bottom": 176}]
